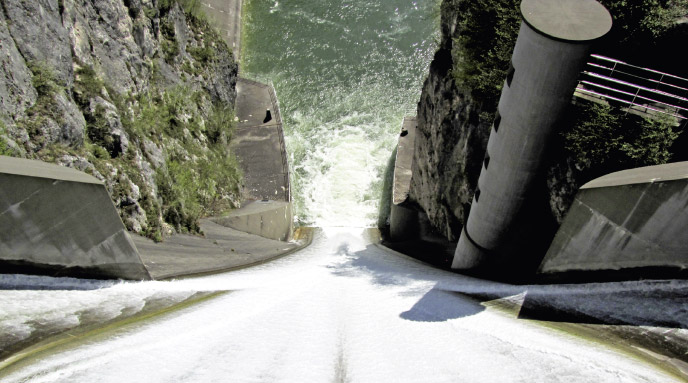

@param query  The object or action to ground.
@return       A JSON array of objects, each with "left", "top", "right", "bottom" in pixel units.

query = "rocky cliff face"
[
  {"left": 407, "top": 0, "right": 686, "bottom": 243},
  {"left": 0, "top": 0, "right": 240, "bottom": 240},
  {"left": 408, "top": 1, "right": 491, "bottom": 242}
]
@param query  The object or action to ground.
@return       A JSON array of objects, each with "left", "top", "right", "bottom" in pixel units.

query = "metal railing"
[{"left": 574, "top": 54, "right": 688, "bottom": 122}]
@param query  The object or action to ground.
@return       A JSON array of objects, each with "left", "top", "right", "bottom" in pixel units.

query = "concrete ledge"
[
  {"left": 211, "top": 200, "right": 293, "bottom": 242},
  {"left": 135, "top": 219, "right": 308, "bottom": 280},
  {"left": 233, "top": 78, "right": 290, "bottom": 202},
  {"left": 0, "top": 156, "right": 150, "bottom": 280},
  {"left": 539, "top": 161, "right": 688, "bottom": 276}
]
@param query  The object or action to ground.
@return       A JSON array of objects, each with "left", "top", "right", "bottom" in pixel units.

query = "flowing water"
[{"left": 241, "top": 0, "right": 439, "bottom": 227}]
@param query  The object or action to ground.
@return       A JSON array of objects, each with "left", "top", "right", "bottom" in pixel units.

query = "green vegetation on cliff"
[
  {"left": 564, "top": 102, "right": 680, "bottom": 172},
  {"left": 451, "top": 0, "right": 688, "bottom": 117},
  {"left": 408, "top": 0, "right": 687, "bottom": 241},
  {"left": 0, "top": 0, "right": 240, "bottom": 241},
  {"left": 450, "top": 0, "right": 685, "bottom": 169}
]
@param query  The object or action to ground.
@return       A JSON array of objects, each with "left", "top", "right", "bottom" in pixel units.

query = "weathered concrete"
[
  {"left": 453, "top": 0, "right": 612, "bottom": 273},
  {"left": 390, "top": 117, "right": 419, "bottom": 241},
  {"left": 134, "top": 219, "right": 311, "bottom": 280},
  {"left": 212, "top": 200, "right": 293, "bottom": 242},
  {"left": 539, "top": 162, "right": 688, "bottom": 275},
  {"left": 201, "top": 0, "right": 243, "bottom": 61},
  {"left": 392, "top": 117, "right": 417, "bottom": 206},
  {"left": 232, "top": 78, "right": 290, "bottom": 202},
  {"left": 0, "top": 156, "right": 150, "bottom": 280}
]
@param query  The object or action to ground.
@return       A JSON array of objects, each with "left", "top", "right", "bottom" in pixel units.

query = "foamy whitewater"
[
  {"left": 242, "top": 0, "right": 438, "bottom": 227},
  {"left": 1, "top": 1, "right": 687, "bottom": 381},
  {"left": 2, "top": 229, "right": 686, "bottom": 382}
]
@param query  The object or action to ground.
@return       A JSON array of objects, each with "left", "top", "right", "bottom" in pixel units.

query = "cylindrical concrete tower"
[{"left": 452, "top": 0, "right": 612, "bottom": 272}]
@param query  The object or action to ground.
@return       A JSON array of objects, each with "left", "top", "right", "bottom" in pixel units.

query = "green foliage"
[
  {"left": 563, "top": 101, "right": 682, "bottom": 170},
  {"left": 187, "top": 44, "right": 215, "bottom": 64},
  {"left": 157, "top": 0, "right": 205, "bottom": 20},
  {"left": 85, "top": 104, "right": 118, "bottom": 157},
  {"left": 157, "top": 159, "right": 202, "bottom": 233},
  {"left": 599, "top": 0, "right": 688, "bottom": 41},
  {"left": 28, "top": 61, "right": 63, "bottom": 99},
  {"left": 112, "top": 84, "right": 241, "bottom": 235},
  {"left": 162, "top": 38, "right": 180, "bottom": 64},
  {"left": 449, "top": 0, "right": 688, "bottom": 118},
  {"left": 74, "top": 65, "right": 105, "bottom": 106},
  {"left": 620, "top": 113, "right": 680, "bottom": 165},
  {"left": 0, "top": 121, "right": 13, "bottom": 156},
  {"left": 206, "top": 105, "right": 235, "bottom": 144},
  {"left": 17, "top": 62, "right": 65, "bottom": 147},
  {"left": 154, "top": 100, "right": 241, "bottom": 233},
  {"left": 124, "top": 86, "right": 201, "bottom": 142},
  {"left": 564, "top": 103, "right": 624, "bottom": 168},
  {"left": 84, "top": 141, "right": 110, "bottom": 160},
  {"left": 451, "top": 0, "right": 520, "bottom": 115}
]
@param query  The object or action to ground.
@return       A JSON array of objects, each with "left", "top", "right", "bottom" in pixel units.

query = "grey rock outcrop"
[
  {"left": 0, "top": 0, "right": 239, "bottom": 240},
  {"left": 0, "top": 9, "right": 36, "bottom": 122},
  {"left": 3, "top": 0, "right": 74, "bottom": 87},
  {"left": 407, "top": 10, "right": 490, "bottom": 242}
]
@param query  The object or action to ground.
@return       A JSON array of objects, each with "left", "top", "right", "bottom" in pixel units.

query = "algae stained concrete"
[
  {"left": 0, "top": 156, "right": 150, "bottom": 280},
  {"left": 212, "top": 200, "right": 293, "bottom": 242},
  {"left": 232, "top": 78, "right": 289, "bottom": 202},
  {"left": 133, "top": 219, "right": 302, "bottom": 280},
  {"left": 540, "top": 161, "right": 688, "bottom": 276}
]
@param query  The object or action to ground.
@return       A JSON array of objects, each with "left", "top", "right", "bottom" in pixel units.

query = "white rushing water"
[
  {"left": 1, "top": 228, "right": 683, "bottom": 382},
  {"left": 242, "top": 0, "right": 439, "bottom": 227}
]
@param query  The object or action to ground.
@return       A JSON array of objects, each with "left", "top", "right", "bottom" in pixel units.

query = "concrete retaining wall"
[
  {"left": 389, "top": 117, "right": 419, "bottom": 241},
  {"left": 212, "top": 200, "right": 293, "bottom": 242},
  {"left": 539, "top": 162, "right": 688, "bottom": 275},
  {"left": 0, "top": 156, "right": 150, "bottom": 280}
]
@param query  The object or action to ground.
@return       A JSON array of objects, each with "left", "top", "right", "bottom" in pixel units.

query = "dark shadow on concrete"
[
  {"left": 400, "top": 289, "right": 485, "bottom": 322},
  {"left": 0, "top": 273, "right": 117, "bottom": 291},
  {"left": 0, "top": 261, "right": 140, "bottom": 283},
  {"left": 535, "top": 267, "right": 688, "bottom": 285},
  {"left": 517, "top": 281, "right": 688, "bottom": 329},
  {"left": 381, "top": 211, "right": 457, "bottom": 270},
  {"left": 333, "top": 240, "right": 688, "bottom": 330}
]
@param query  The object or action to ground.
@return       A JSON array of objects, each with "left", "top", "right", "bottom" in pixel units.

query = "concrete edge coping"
[
  {"left": 224, "top": 200, "right": 291, "bottom": 217},
  {"left": 155, "top": 227, "right": 316, "bottom": 281},
  {"left": 373, "top": 243, "right": 440, "bottom": 268},
  {"left": 581, "top": 161, "right": 688, "bottom": 189},
  {"left": 0, "top": 155, "right": 102, "bottom": 185}
]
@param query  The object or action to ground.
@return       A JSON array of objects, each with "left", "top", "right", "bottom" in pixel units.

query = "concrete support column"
[{"left": 453, "top": 0, "right": 612, "bottom": 272}]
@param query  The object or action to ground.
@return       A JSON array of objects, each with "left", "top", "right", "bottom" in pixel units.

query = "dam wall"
[
  {"left": 539, "top": 162, "right": 688, "bottom": 277},
  {"left": 0, "top": 156, "right": 150, "bottom": 280}
]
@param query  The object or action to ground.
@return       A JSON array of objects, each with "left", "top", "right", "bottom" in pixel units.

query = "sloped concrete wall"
[
  {"left": 390, "top": 117, "right": 419, "bottom": 241},
  {"left": 0, "top": 156, "right": 150, "bottom": 280},
  {"left": 212, "top": 200, "right": 293, "bottom": 242},
  {"left": 539, "top": 162, "right": 688, "bottom": 275}
]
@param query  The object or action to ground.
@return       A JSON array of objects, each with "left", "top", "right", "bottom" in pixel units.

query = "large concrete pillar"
[{"left": 452, "top": 0, "right": 612, "bottom": 272}]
